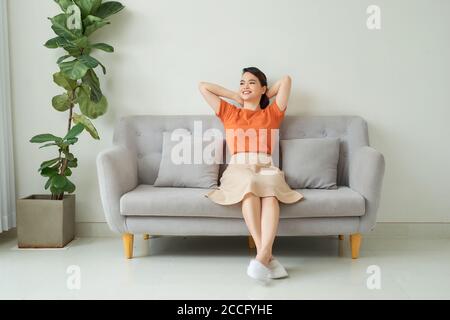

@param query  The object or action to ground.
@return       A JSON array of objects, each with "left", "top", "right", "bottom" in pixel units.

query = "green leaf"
[
  {"left": 59, "top": 59, "right": 90, "bottom": 80},
  {"left": 66, "top": 153, "right": 75, "bottom": 161},
  {"left": 95, "top": 2, "right": 125, "bottom": 19},
  {"left": 44, "top": 37, "right": 60, "bottom": 48},
  {"left": 84, "top": 18, "right": 110, "bottom": 36},
  {"left": 91, "top": 0, "right": 103, "bottom": 15},
  {"left": 59, "top": 39, "right": 82, "bottom": 56},
  {"left": 45, "top": 177, "right": 52, "bottom": 190},
  {"left": 41, "top": 167, "right": 59, "bottom": 177},
  {"left": 72, "top": 113, "right": 100, "bottom": 139},
  {"left": 54, "top": 0, "right": 74, "bottom": 11},
  {"left": 67, "top": 158, "right": 78, "bottom": 168},
  {"left": 46, "top": 37, "right": 80, "bottom": 56},
  {"left": 72, "top": 36, "right": 89, "bottom": 49},
  {"left": 83, "top": 15, "right": 102, "bottom": 25},
  {"left": 57, "top": 55, "right": 71, "bottom": 64},
  {"left": 65, "top": 137, "right": 78, "bottom": 145},
  {"left": 63, "top": 178, "right": 76, "bottom": 193},
  {"left": 77, "top": 54, "right": 99, "bottom": 68},
  {"left": 64, "top": 123, "right": 85, "bottom": 140},
  {"left": 64, "top": 167, "right": 73, "bottom": 177},
  {"left": 52, "top": 175, "right": 68, "bottom": 189},
  {"left": 78, "top": 55, "right": 106, "bottom": 74},
  {"left": 49, "top": 14, "right": 79, "bottom": 40},
  {"left": 39, "top": 142, "right": 58, "bottom": 149},
  {"left": 46, "top": 36, "right": 79, "bottom": 53},
  {"left": 73, "top": 0, "right": 101, "bottom": 18},
  {"left": 66, "top": 47, "right": 83, "bottom": 57},
  {"left": 54, "top": 36, "right": 71, "bottom": 47},
  {"left": 52, "top": 94, "right": 71, "bottom": 112},
  {"left": 90, "top": 43, "right": 114, "bottom": 52},
  {"left": 75, "top": 85, "right": 107, "bottom": 120},
  {"left": 30, "top": 134, "right": 62, "bottom": 143},
  {"left": 82, "top": 69, "right": 102, "bottom": 103},
  {"left": 39, "top": 158, "right": 60, "bottom": 171},
  {"left": 97, "top": 61, "right": 106, "bottom": 75},
  {"left": 53, "top": 71, "right": 78, "bottom": 90}
]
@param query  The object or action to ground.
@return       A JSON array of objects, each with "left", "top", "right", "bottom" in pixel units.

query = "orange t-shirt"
[{"left": 215, "top": 98, "right": 286, "bottom": 155}]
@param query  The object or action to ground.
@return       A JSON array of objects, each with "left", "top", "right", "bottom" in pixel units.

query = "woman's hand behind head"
[{"left": 234, "top": 92, "right": 244, "bottom": 107}]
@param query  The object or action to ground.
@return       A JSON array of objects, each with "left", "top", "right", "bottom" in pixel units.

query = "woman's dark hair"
[{"left": 242, "top": 67, "right": 270, "bottom": 109}]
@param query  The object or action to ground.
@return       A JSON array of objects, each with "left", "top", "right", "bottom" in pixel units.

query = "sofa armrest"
[
  {"left": 96, "top": 146, "right": 138, "bottom": 234},
  {"left": 349, "top": 146, "right": 386, "bottom": 233}
]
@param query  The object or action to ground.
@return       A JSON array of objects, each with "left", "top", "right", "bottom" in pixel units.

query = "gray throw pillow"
[
  {"left": 154, "top": 130, "right": 222, "bottom": 188},
  {"left": 280, "top": 137, "right": 340, "bottom": 189}
]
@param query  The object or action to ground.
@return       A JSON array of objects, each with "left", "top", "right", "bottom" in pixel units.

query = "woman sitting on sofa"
[{"left": 198, "top": 67, "right": 304, "bottom": 282}]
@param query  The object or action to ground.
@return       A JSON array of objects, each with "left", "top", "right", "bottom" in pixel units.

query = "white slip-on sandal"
[
  {"left": 268, "top": 258, "right": 289, "bottom": 279},
  {"left": 247, "top": 259, "right": 271, "bottom": 283}
]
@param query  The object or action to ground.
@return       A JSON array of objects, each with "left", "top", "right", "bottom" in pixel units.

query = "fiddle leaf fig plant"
[{"left": 30, "top": 0, "right": 124, "bottom": 200}]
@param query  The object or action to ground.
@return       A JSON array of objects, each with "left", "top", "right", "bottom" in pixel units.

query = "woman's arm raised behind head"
[
  {"left": 266, "top": 75, "right": 291, "bottom": 112},
  {"left": 198, "top": 82, "right": 242, "bottom": 114}
]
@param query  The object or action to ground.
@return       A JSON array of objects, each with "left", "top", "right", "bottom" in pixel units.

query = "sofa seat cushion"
[{"left": 120, "top": 185, "right": 365, "bottom": 219}]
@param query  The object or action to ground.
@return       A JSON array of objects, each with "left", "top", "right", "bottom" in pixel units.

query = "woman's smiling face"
[{"left": 239, "top": 72, "right": 267, "bottom": 102}]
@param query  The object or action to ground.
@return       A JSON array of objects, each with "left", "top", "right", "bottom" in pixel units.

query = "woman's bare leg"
[
  {"left": 256, "top": 196, "right": 280, "bottom": 266},
  {"left": 241, "top": 193, "right": 262, "bottom": 254}
]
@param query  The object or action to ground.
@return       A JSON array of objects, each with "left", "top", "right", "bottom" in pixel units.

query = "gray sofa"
[{"left": 96, "top": 115, "right": 385, "bottom": 259}]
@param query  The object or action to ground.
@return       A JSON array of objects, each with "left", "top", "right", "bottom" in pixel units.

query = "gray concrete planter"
[{"left": 16, "top": 194, "right": 75, "bottom": 248}]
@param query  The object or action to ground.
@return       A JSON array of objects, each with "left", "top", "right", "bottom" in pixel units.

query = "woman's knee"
[
  {"left": 243, "top": 192, "right": 259, "bottom": 200},
  {"left": 242, "top": 193, "right": 260, "bottom": 206},
  {"left": 261, "top": 196, "right": 278, "bottom": 206}
]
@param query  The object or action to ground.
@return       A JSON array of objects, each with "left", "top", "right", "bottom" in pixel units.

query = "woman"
[{"left": 198, "top": 67, "right": 304, "bottom": 282}]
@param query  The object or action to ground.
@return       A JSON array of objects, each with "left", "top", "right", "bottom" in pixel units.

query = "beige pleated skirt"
[{"left": 205, "top": 152, "right": 304, "bottom": 206}]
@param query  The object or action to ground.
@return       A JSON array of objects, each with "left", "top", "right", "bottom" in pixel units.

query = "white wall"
[{"left": 7, "top": 0, "right": 450, "bottom": 226}]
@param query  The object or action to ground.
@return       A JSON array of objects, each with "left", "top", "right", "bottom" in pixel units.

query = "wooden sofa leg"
[
  {"left": 123, "top": 233, "right": 134, "bottom": 259},
  {"left": 248, "top": 236, "right": 256, "bottom": 249},
  {"left": 338, "top": 235, "right": 344, "bottom": 240},
  {"left": 143, "top": 234, "right": 150, "bottom": 240},
  {"left": 350, "top": 233, "right": 362, "bottom": 259}
]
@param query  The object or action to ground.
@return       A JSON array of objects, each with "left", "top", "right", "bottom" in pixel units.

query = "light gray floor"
[{"left": 1, "top": 234, "right": 449, "bottom": 299}]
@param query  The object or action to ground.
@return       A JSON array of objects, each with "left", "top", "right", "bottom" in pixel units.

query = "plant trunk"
[{"left": 53, "top": 102, "right": 74, "bottom": 201}]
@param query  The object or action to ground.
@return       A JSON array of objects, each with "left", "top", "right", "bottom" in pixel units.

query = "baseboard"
[
  {"left": 0, "top": 228, "right": 17, "bottom": 240},
  {"left": 74, "top": 222, "right": 450, "bottom": 238},
  {"left": 364, "top": 222, "right": 450, "bottom": 239}
]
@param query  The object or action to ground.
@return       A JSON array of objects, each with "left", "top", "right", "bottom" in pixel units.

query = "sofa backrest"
[{"left": 113, "top": 115, "right": 369, "bottom": 187}]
